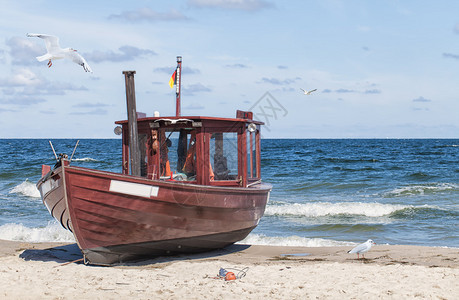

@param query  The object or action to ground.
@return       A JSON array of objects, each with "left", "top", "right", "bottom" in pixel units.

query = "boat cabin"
[{"left": 115, "top": 110, "right": 263, "bottom": 187}]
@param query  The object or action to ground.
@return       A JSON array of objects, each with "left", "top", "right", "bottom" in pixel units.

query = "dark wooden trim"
[
  {"left": 116, "top": 116, "right": 264, "bottom": 126},
  {"left": 202, "top": 132, "right": 211, "bottom": 185},
  {"left": 196, "top": 128, "right": 205, "bottom": 185},
  {"left": 122, "top": 125, "right": 129, "bottom": 175},
  {"left": 209, "top": 181, "right": 240, "bottom": 187},
  {"left": 256, "top": 129, "right": 261, "bottom": 178},
  {"left": 239, "top": 128, "right": 247, "bottom": 187},
  {"left": 249, "top": 131, "right": 254, "bottom": 178}
]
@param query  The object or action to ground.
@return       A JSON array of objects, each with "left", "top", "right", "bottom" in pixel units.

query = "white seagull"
[
  {"left": 300, "top": 88, "right": 317, "bottom": 95},
  {"left": 348, "top": 239, "right": 376, "bottom": 259},
  {"left": 27, "top": 33, "right": 93, "bottom": 73}
]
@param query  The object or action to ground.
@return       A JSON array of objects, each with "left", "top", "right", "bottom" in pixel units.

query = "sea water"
[{"left": 0, "top": 139, "right": 457, "bottom": 247}]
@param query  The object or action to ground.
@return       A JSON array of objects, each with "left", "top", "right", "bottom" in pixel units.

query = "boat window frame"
[
  {"left": 208, "top": 131, "right": 240, "bottom": 182},
  {"left": 246, "top": 124, "right": 261, "bottom": 183},
  {"left": 202, "top": 122, "right": 246, "bottom": 187},
  {"left": 157, "top": 128, "right": 198, "bottom": 182},
  {"left": 120, "top": 118, "right": 262, "bottom": 187}
]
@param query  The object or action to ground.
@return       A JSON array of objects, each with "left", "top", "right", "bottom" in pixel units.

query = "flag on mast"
[{"left": 169, "top": 69, "right": 177, "bottom": 88}]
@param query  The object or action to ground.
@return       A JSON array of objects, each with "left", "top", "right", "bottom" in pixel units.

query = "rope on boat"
[{"left": 247, "top": 179, "right": 262, "bottom": 187}]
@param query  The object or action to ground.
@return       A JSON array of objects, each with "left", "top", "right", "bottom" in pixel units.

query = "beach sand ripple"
[{"left": 0, "top": 240, "right": 457, "bottom": 299}]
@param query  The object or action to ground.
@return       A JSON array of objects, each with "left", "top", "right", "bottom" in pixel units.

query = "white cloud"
[
  {"left": 72, "top": 102, "right": 110, "bottom": 108},
  {"left": 6, "top": 36, "right": 43, "bottom": 65},
  {"left": 154, "top": 66, "right": 200, "bottom": 75},
  {"left": 225, "top": 63, "right": 249, "bottom": 68},
  {"left": 412, "top": 96, "right": 432, "bottom": 103},
  {"left": 184, "top": 102, "right": 205, "bottom": 110},
  {"left": 84, "top": 46, "right": 156, "bottom": 63},
  {"left": 0, "top": 68, "right": 44, "bottom": 86},
  {"left": 188, "top": 0, "right": 273, "bottom": 11},
  {"left": 69, "top": 108, "right": 108, "bottom": 115},
  {"left": 183, "top": 83, "right": 212, "bottom": 96},
  {"left": 260, "top": 77, "right": 300, "bottom": 85},
  {"left": 0, "top": 107, "right": 17, "bottom": 113},
  {"left": 0, "top": 49, "right": 6, "bottom": 64},
  {"left": 0, "top": 68, "right": 88, "bottom": 106},
  {"left": 364, "top": 89, "right": 381, "bottom": 94},
  {"left": 454, "top": 23, "right": 459, "bottom": 34},
  {"left": 0, "top": 94, "right": 46, "bottom": 105},
  {"left": 108, "top": 8, "right": 190, "bottom": 23},
  {"left": 336, "top": 88, "right": 356, "bottom": 93},
  {"left": 357, "top": 26, "right": 371, "bottom": 33},
  {"left": 39, "top": 110, "right": 56, "bottom": 115},
  {"left": 443, "top": 53, "right": 459, "bottom": 60}
]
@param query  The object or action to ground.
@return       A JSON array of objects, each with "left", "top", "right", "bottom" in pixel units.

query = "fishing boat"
[{"left": 36, "top": 58, "right": 272, "bottom": 265}]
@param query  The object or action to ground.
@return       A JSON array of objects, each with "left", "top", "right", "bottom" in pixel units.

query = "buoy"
[{"left": 225, "top": 272, "right": 236, "bottom": 281}]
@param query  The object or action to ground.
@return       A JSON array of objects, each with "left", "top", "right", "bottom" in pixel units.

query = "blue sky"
[{"left": 1, "top": 0, "right": 459, "bottom": 138}]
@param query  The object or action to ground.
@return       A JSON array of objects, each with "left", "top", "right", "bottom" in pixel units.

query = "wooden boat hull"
[
  {"left": 37, "top": 167, "right": 72, "bottom": 232},
  {"left": 37, "top": 164, "right": 271, "bottom": 265}
]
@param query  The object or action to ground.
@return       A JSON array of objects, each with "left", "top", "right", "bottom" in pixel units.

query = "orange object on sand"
[{"left": 225, "top": 272, "right": 236, "bottom": 281}]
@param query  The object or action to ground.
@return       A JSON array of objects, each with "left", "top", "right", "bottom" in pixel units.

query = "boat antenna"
[
  {"left": 48, "top": 140, "right": 58, "bottom": 161},
  {"left": 69, "top": 140, "right": 80, "bottom": 163},
  {"left": 175, "top": 56, "right": 182, "bottom": 117}
]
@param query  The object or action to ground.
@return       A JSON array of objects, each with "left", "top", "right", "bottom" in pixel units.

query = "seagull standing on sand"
[
  {"left": 300, "top": 88, "right": 317, "bottom": 95},
  {"left": 348, "top": 239, "right": 376, "bottom": 259},
  {"left": 26, "top": 33, "right": 93, "bottom": 73}
]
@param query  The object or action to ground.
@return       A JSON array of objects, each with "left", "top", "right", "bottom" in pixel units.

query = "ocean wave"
[
  {"left": 8, "top": 179, "right": 40, "bottom": 198},
  {"left": 320, "top": 157, "right": 380, "bottom": 164},
  {"left": 0, "top": 222, "right": 75, "bottom": 242},
  {"left": 265, "top": 202, "right": 409, "bottom": 217},
  {"left": 71, "top": 157, "right": 98, "bottom": 162},
  {"left": 308, "top": 223, "right": 385, "bottom": 233},
  {"left": 288, "top": 182, "right": 370, "bottom": 192},
  {"left": 239, "top": 233, "right": 355, "bottom": 247},
  {"left": 390, "top": 205, "right": 458, "bottom": 219},
  {"left": 332, "top": 166, "right": 378, "bottom": 172},
  {"left": 384, "top": 183, "right": 459, "bottom": 197},
  {"left": 405, "top": 172, "right": 436, "bottom": 180},
  {"left": 434, "top": 144, "right": 458, "bottom": 148}
]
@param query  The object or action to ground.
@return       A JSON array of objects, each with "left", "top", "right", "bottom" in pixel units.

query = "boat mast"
[
  {"left": 123, "top": 70, "right": 141, "bottom": 176},
  {"left": 175, "top": 56, "right": 182, "bottom": 116}
]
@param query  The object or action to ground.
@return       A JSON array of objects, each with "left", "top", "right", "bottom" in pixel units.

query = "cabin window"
[
  {"left": 210, "top": 132, "right": 238, "bottom": 180},
  {"left": 159, "top": 129, "right": 197, "bottom": 181}
]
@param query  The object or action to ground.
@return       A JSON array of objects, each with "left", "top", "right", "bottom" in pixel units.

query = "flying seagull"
[
  {"left": 300, "top": 88, "right": 317, "bottom": 95},
  {"left": 348, "top": 239, "right": 376, "bottom": 259},
  {"left": 27, "top": 33, "right": 92, "bottom": 73}
]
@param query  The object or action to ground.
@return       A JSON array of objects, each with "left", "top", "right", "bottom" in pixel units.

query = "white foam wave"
[
  {"left": 72, "top": 157, "right": 97, "bottom": 162},
  {"left": 265, "top": 202, "right": 408, "bottom": 217},
  {"left": 0, "top": 222, "right": 75, "bottom": 243},
  {"left": 9, "top": 180, "right": 40, "bottom": 198},
  {"left": 239, "top": 233, "right": 355, "bottom": 247},
  {"left": 386, "top": 183, "right": 458, "bottom": 197}
]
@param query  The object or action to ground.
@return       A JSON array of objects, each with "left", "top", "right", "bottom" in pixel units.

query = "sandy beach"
[{"left": 0, "top": 239, "right": 457, "bottom": 299}]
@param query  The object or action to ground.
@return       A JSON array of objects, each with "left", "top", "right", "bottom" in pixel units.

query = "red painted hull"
[{"left": 37, "top": 164, "right": 271, "bottom": 265}]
